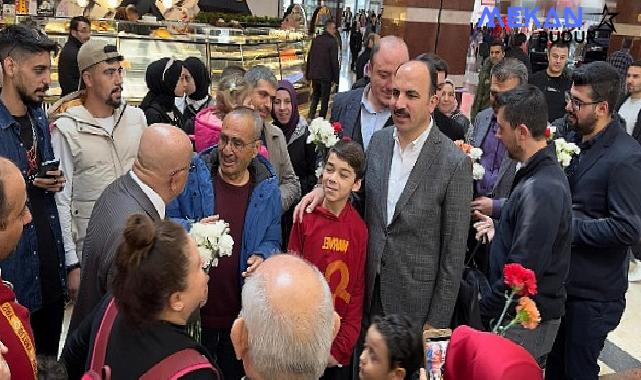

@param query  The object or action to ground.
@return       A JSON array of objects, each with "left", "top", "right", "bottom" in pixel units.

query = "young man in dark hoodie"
[{"left": 289, "top": 139, "right": 367, "bottom": 380}]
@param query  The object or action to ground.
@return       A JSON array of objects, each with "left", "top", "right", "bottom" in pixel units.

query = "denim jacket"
[{"left": 0, "top": 101, "right": 67, "bottom": 312}]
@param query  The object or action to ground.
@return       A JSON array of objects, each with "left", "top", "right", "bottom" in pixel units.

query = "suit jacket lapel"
[
  {"left": 570, "top": 127, "right": 615, "bottom": 184},
  {"left": 353, "top": 106, "right": 364, "bottom": 146},
  {"left": 474, "top": 111, "right": 493, "bottom": 148},
  {"left": 379, "top": 129, "right": 394, "bottom": 223},
  {"left": 390, "top": 127, "right": 442, "bottom": 225},
  {"left": 122, "top": 174, "right": 162, "bottom": 222},
  {"left": 632, "top": 116, "right": 641, "bottom": 143}
]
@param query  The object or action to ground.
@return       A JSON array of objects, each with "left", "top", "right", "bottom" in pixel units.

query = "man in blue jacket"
[
  {"left": 167, "top": 106, "right": 281, "bottom": 379},
  {"left": 546, "top": 62, "right": 641, "bottom": 380},
  {"left": 0, "top": 25, "right": 70, "bottom": 360},
  {"left": 474, "top": 85, "right": 572, "bottom": 365}
]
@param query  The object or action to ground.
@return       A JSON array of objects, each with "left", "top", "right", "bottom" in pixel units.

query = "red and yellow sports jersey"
[{"left": 288, "top": 202, "right": 368, "bottom": 365}]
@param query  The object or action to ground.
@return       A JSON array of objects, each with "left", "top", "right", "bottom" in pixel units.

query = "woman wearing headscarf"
[
  {"left": 435, "top": 79, "right": 470, "bottom": 141},
  {"left": 271, "top": 80, "right": 317, "bottom": 246},
  {"left": 140, "top": 57, "right": 189, "bottom": 128},
  {"left": 177, "top": 57, "right": 212, "bottom": 135}
]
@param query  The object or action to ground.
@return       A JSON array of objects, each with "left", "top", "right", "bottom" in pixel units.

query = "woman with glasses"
[
  {"left": 61, "top": 214, "right": 219, "bottom": 379},
  {"left": 140, "top": 57, "right": 189, "bottom": 129}
]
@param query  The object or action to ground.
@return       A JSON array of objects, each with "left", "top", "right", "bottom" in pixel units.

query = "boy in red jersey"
[{"left": 289, "top": 139, "right": 367, "bottom": 380}]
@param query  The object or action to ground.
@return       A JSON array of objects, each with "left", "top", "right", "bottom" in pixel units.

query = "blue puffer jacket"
[
  {"left": 167, "top": 146, "right": 282, "bottom": 277},
  {"left": 0, "top": 101, "right": 67, "bottom": 312}
]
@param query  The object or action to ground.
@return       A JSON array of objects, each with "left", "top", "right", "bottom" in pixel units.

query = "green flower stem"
[{"left": 492, "top": 290, "right": 516, "bottom": 334}]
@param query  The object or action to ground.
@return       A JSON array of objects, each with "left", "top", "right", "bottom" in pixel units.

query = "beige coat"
[
  {"left": 263, "top": 122, "right": 300, "bottom": 211},
  {"left": 50, "top": 96, "right": 147, "bottom": 262}
]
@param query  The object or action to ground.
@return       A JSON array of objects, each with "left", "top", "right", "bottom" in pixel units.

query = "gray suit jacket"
[
  {"left": 467, "top": 107, "right": 517, "bottom": 199},
  {"left": 364, "top": 126, "right": 473, "bottom": 327},
  {"left": 69, "top": 173, "right": 161, "bottom": 333}
]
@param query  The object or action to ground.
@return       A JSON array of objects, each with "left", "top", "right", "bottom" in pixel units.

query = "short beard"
[
  {"left": 106, "top": 87, "right": 123, "bottom": 109},
  {"left": 568, "top": 112, "right": 597, "bottom": 136},
  {"left": 17, "top": 85, "right": 45, "bottom": 108}
]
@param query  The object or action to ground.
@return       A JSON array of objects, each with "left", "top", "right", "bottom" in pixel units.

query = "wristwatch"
[{"left": 66, "top": 263, "right": 81, "bottom": 274}]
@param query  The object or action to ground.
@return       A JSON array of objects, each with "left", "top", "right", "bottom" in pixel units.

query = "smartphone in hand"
[{"left": 37, "top": 159, "right": 60, "bottom": 179}]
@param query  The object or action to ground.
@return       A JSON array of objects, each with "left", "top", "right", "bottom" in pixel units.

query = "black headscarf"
[
  {"left": 140, "top": 57, "right": 184, "bottom": 111},
  {"left": 271, "top": 80, "right": 300, "bottom": 142},
  {"left": 184, "top": 57, "right": 210, "bottom": 102}
]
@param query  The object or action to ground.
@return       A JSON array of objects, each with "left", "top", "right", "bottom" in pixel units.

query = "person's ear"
[
  {"left": 390, "top": 366, "right": 406, "bottom": 380},
  {"left": 252, "top": 140, "right": 260, "bottom": 158},
  {"left": 332, "top": 311, "right": 341, "bottom": 339},
  {"left": 231, "top": 318, "right": 249, "bottom": 360},
  {"left": 168, "top": 292, "right": 184, "bottom": 312},
  {"left": 351, "top": 178, "right": 362, "bottom": 193},
  {"left": 517, "top": 123, "right": 530, "bottom": 141},
  {"left": 2, "top": 56, "right": 16, "bottom": 78},
  {"left": 82, "top": 71, "right": 92, "bottom": 89}
]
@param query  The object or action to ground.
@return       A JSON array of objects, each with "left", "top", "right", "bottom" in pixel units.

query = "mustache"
[
  {"left": 111, "top": 86, "right": 123, "bottom": 94},
  {"left": 394, "top": 109, "right": 410, "bottom": 118},
  {"left": 35, "top": 85, "right": 49, "bottom": 93}
]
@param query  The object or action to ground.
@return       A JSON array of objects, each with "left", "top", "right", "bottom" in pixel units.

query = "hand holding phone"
[{"left": 33, "top": 159, "right": 65, "bottom": 192}]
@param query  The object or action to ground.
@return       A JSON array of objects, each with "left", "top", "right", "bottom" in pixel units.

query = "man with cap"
[{"left": 48, "top": 39, "right": 147, "bottom": 300}]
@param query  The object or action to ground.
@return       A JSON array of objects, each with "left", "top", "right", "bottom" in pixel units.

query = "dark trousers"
[
  {"left": 309, "top": 80, "right": 332, "bottom": 119},
  {"left": 545, "top": 297, "right": 625, "bottom": 380},
  {"left": 350, "top": 49, "right": 359, "bottom": 71},
  {"left": 30, "top": 296, "right": 65, "bottom": 356},
  {"left": 202, "top": 327, "right": 245, "bottom": 380}
]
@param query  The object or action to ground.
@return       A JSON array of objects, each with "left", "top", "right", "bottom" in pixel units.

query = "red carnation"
[
  {"left": 503, "top": 263, "right": 537, "bottom": 297},
  {"left": 332, "top": 122, "right": 342, "bottom": 134},
  {"left": 544, "top": 127, "right": 551, "bottom": 138}
]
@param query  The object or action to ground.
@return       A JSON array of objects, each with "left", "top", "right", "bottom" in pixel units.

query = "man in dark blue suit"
[{"left": 546, "top": 62, "right": 641, "bottom": 380}]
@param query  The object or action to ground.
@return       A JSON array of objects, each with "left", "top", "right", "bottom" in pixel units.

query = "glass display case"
[{"left": 18, "top": 16, "right": 310, "bottom": 104}]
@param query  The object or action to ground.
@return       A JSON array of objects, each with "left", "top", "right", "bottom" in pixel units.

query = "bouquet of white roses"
[
  {"left": 455, "top": 141, "right": 485, "bottom": 181},
  {"left": 190, "top": 220, "right": 234, "bottom": 270},
  {"left": 307, "top": 117, "right": 342, "bottom": 178},
  {"left": 554, "top": 138, "right": 580, "bottom": 167}
]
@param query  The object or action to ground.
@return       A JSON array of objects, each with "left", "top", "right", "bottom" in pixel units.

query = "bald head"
[
  {"left": 234, "top": 254, "right": 336, "bottom": 380},
  {"left": 0, "top": 158, "right": 30, "bottom": 259},
  {"left": 370, "top": 35, "right": 409, "bottom": 68},
  {"left": 137, "top": 124, "right": 192, "bottom": 173}
]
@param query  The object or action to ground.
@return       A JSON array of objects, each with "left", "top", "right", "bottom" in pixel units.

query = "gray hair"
[
  {"left": 490, "top": 58, "right": 528, "bottom": 85},
  {"left": 244, "top": 65, "right": 278, "bottom": 89},
  {"left": 240, "top": 255, "right": 335, "bottom": 380},
  {"left": 226, "top": 107, "right": 262, "bottom": 140}
]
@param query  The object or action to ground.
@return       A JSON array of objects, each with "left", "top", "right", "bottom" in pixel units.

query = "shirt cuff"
[{"left": 491, "top": 199, "right": 504, "bottom": 219}]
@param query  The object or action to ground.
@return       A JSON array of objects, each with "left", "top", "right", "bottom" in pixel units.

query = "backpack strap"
[
  {"left": 88, "top": 299, "right": 118, "bottom": 374},
  {"left": 139, "top": 349, "right": 215, "bottom": 380}
]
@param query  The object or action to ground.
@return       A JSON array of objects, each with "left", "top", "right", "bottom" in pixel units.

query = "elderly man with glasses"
[
  {"left": 68, "top": 123, "right": 193, "bottom": 333},
  {"left": 167, "top": 106, "right": 281, "bottom": 380}
]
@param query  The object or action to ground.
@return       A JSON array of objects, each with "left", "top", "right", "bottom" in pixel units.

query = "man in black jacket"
[
  {"left": 58, "top": 16, "right": 90, "bottom": 96},
  {"left": 506, "top": 32, "right": 532, "bottom": 74},
  {"left": 475, "top": 85, "right": 572, "bottom": 365},
  {"left": 306, "top": 19, "right": 339, "bottom": 119},
  {"left": 546, "top": 62, "right": 641, "bottom": 380}
]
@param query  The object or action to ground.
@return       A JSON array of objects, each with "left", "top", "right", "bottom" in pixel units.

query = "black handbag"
[{"left": 450, "top": 241, "right": 491, "bottom": 330}]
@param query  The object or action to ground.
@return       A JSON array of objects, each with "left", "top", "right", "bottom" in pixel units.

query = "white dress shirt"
[
  {"left": 360, "top": 85, "right": 392, "bottom": 150},
  {"left": 129, "top": 171, "right": 166, "bottom": 219},
  {"left": 387, "top": 119, "right": 433, "bottom": 225}
]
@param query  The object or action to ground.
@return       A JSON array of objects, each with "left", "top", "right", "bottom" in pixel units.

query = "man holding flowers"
[
  {"left": 474, "top": 85, "right": 572, "bottom": 364},
  {"left": 167, "top": 107, "right": 282, "bottom": 379}
]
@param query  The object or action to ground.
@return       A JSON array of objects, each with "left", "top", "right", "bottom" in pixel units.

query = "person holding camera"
[{"left": 0, "top": 25, "right": 69, "bottom": 361}]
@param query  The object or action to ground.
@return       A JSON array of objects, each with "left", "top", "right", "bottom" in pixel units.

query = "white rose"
[
  {"left": 469, "top": 147, "right": 483, "bottom": 161},
  {"left": 218, "top": 234, "right": 234, "bottom": 256},
  {"left": 189, "top": 223, "right": 208, "bottom": 245},
  {"left": 472, "top": 162, "right": 485, "bottom": 180},
  {"left": 198, "top": 245, "right": 213, "bottom": 267},
  {"left": 307, "top": 134, "right": 315, "bottom": 144},
  {"left": 557, "top": 151, "right": 571, "bottom": 167},
  {"left": 326, "top": 134, "right": 338, "bottom": 147},
  {"left": 202, "top": 220, "right": 226, "bottom": 240}
]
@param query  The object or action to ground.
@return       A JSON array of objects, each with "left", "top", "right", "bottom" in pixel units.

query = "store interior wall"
[{"left": 247, "top": 0, "right": 282, "bottom": 17}]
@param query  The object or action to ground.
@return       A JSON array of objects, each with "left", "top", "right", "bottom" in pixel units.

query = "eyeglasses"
[
  {"left": 219, "top": 134, "right": 257, "bottom": 152},
  {"left": 565, "top": 93, "right": 603, "bottom": 110},
  {"left": 169, "top": 162, "right": 195, "bottom": 177}
]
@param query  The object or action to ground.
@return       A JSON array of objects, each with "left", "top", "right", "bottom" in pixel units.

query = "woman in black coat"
[
  {"left": 140, "top": 57, "right": 189, "bottom": 128},
  {"left": 271, "top": 80, "right": 317, "bottom": 247},
  {"left": 349, "top": 21, "right": 363, "bottom": 72}
]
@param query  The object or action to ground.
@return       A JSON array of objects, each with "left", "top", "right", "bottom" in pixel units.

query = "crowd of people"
[{"left": 1, "top": 8, "right": 641, "bottom": 380}]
